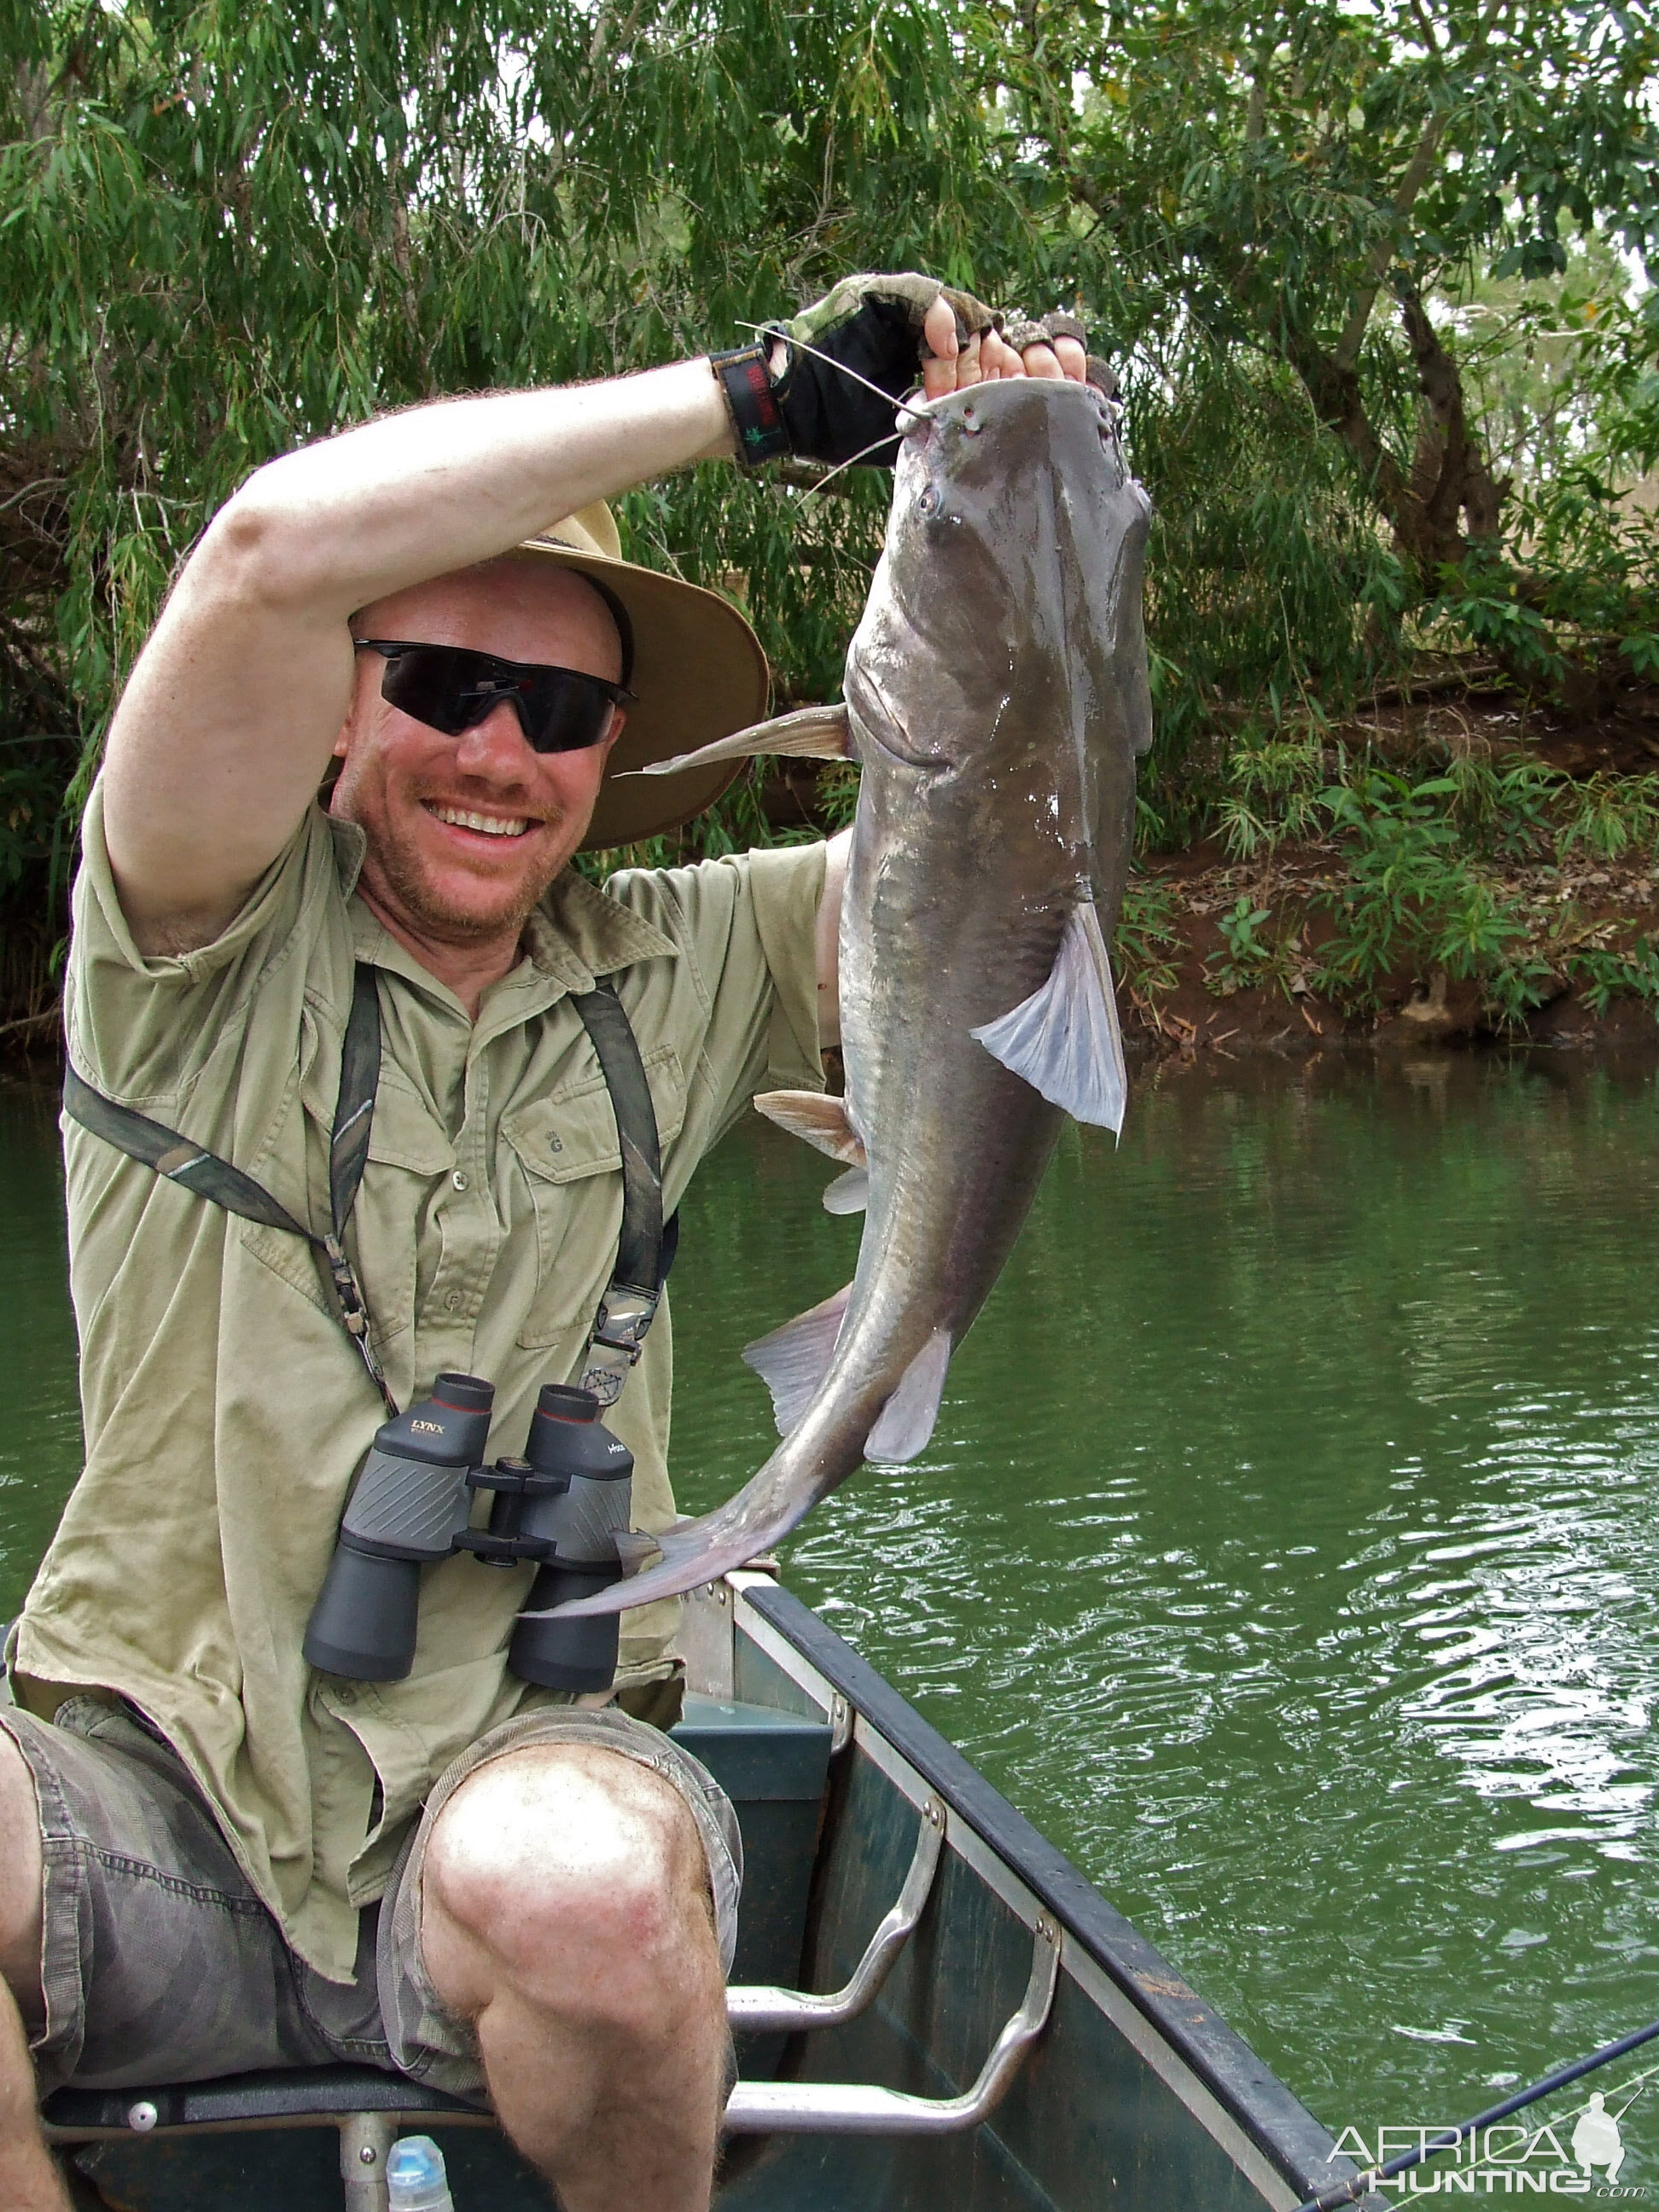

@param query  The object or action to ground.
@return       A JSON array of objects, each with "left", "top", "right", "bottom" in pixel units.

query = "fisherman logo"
[{"left": 1326, "top": 2081, "right": 1650, "bottom": 2198}]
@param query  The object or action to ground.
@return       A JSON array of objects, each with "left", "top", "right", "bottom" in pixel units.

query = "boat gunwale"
[{"left": 740, "top": 1577, "right": 1383, "bottom": 2211}]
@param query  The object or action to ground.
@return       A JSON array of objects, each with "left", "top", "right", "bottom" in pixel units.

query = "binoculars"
[{"left": 303, "top": 1374, "right": 633, "bottom": 1692}]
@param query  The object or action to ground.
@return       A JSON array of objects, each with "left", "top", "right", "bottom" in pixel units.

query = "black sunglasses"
[{"left": 355, "top": 640, "right": 634, "bottom": 755}]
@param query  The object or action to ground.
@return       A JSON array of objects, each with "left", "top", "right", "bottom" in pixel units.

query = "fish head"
[{"left": 846, "top": 376, "right": 1152, "bottom": 892}]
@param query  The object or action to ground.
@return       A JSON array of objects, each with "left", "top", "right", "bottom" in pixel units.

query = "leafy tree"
[
  {"left": 977, "top": 0, "right": 1659, "bottom": 608},
  {"left": 3, "top": 0, "right": 1657, "bottom": 1033}
]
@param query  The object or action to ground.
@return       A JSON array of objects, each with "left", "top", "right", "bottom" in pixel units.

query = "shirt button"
[
  {"left": 335, "top": 1685, "right": 356, "bottom": 1706},
  {"left": 451, "top": 1170, "right": 469, "bottom": 1192},
  {"left": 444, "top": 1290, "right": 463, "bottom": 1313}
]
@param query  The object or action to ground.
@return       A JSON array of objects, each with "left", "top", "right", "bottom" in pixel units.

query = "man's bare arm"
[{"left": 102, "top": 363, "right": 736, "bottom": 952}]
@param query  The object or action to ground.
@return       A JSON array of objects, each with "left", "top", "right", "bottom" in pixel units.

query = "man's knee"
[
  {"left": 421, "top": 1744, "right": 716, "bottom": 2028},
  {"left": 0, "top": 1730, "right": 44, "bottom": 2011}
]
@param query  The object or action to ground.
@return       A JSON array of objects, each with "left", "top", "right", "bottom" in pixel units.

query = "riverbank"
[
  {"left": 1118, "top": 836, "right": 1659, "bottom": 1061},
  {"left": 1116, "top": 670, "right": 1659, "bottom": 1062}
]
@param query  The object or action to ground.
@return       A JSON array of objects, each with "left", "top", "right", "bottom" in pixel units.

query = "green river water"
[{"left": 7, "top": 1053, "right": 1659, "bottom": 2175}]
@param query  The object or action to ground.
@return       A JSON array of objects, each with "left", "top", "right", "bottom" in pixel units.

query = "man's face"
[{"left": 330, "top": 561, "right": 625, "bottom": 952}]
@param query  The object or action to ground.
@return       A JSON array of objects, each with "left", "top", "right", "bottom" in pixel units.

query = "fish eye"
[{"left": 917, "top": 486, "right": 940, "bottom": 516}]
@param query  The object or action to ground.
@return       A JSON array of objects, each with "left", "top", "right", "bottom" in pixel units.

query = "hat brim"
[{"left": 504, "top": 540, "right": 770, "bottom": 852}]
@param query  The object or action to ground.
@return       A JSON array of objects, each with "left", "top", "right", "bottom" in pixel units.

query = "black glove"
[{"left": 711, "top": 271, "right": 998, "bottom": 471}]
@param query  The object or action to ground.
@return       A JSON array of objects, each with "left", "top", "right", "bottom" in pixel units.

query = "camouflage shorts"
[{"left": 1, "top": 1694, "right": 741, "bottom": 2101}]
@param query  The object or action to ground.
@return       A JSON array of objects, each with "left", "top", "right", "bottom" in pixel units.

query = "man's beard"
[{"left": 358, "top": 793, "right": 569, "bottom": 946}]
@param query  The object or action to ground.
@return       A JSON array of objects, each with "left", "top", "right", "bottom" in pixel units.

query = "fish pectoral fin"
[
  {"left": 865, "top": 1330, "right": 951, "bottom": 1464},
  {"left": 614, "top": 1528, "right": 667, "bottom": 1576},
  {"left": 822, "top": 1167, "right": 868, "bottom": 1215},
  {"left": 742, "top": 1284, "right": 853, "bottom": 1437},
  {"left": 970, "top": 899, "right": 1128, "bottom": 1136},
  {"left": 754, "top": 1089, "right": 867, "bottom": 1167},
  {"left": 627, "top": 702, "right": 853, "bottom": 777}
]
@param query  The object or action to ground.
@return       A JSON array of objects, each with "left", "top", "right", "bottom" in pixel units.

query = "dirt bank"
[
  {"left": 1119, "top": 839, "right": 1659, "bottom": 1064},
  {"left": 1118, "top": 678, "right": 1659, "bottom": 1063}
]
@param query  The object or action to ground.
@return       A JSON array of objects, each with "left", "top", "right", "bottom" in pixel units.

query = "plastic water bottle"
[{"left": 386, "top": 2134, "right": 456, "bottom": 2211}]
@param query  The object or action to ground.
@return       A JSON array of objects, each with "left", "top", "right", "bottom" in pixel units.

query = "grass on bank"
[{"left": 1113, "top": 722, "right": 1659, "bottom": 1035}]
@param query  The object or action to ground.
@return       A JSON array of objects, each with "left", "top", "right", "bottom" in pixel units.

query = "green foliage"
[
  {"left": 1114, "top": 875, "right": 1183, "bottom": 1003},
  {"left": 1441, "top": 753, "right": 1561, "bottom": 861},
  {"left": 1436, "top": 556, "right": 1569, "bottom": 690},
  {"left": 1313, "top": 765, "right": 1543, "bottom": 1017},
  {"left": 1217, "top": 731, "right": 1325, "bottom": 859},
  {"left": 981, "top": 0, "right": 1659, "bottom": 669},
  {"left": 1206, "top": 894, "right": 1285, "bottom": 995},
  {"left": 1301, "top": 751, "right": 1659, "bottom": 1026},
  {"left": 1563, "top": 938, "right": 1659, "bottom": 1017},
  {"left": 1130, "top": 350, "right": 1412, "bottom": 835},
  {"left": 4, "top": 0, "right": 1659, "bottom": 1032},
  {"left": 1558, "top": 772, "right": 1659, "bottom": 863}
]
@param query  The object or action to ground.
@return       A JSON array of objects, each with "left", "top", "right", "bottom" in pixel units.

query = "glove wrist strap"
[{"left": 709, "top": 345, "right": 790, "bottom": 470}]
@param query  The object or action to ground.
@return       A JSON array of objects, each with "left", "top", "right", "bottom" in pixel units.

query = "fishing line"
[
  {"left": 1295, "top": 2012, "right": 1659, "bottom": 2211},
  {"left": 794, "top": 428, "right": 905, "bottom": 502},
  {"left": 1612, "top": 2075, "right": 1654, "bottom": 2122}
]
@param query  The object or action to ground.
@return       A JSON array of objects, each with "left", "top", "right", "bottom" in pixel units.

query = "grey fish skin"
[{"left": 552, "top": 375, "right": 1152, "bottom": 1618}]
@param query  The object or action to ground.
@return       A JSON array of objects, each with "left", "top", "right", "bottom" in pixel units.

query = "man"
[{"left": 0, "top": 276, "right": 1088, "bottom": 2210}]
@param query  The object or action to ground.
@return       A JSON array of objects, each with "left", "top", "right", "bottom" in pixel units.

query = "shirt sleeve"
[
  {"left": 604, "top": 839, "right": 829, "bottom": 1170},
  {"left": 65, "top": 783, "right": 347, "bottom": 1109}
]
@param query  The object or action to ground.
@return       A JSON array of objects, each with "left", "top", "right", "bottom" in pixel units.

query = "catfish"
[{"left": 545, "top": 372, "right": 1152, "bottom": 1619}]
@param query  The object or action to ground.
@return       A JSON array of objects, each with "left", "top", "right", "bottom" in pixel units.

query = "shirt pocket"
[
  {"left": 352, "top": 1077, "right": 457, "bottom": 1346},
  {"left": 501, "top": 1045, "right": 685, "bottom": 1349}
]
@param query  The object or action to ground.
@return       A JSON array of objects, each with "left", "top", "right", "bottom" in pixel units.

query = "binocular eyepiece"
[{"left": 302, "top": 1374, "right": 634, "bottom": 1692}]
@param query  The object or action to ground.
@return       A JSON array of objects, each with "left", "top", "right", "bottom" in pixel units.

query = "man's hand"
[
  {"left": 918, "top": 299, "right": 1089, "bottom": 398},
  {"left": 757, "top": 274, "right": 1097, "bottom": 469}
]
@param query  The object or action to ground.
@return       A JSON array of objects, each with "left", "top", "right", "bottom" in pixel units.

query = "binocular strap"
[
  {"left": 571, "top": 982, "right": 667, "bottom": 1408},
  {"left": 63, "top": 964, "right": 397, "bottom": 1415}
]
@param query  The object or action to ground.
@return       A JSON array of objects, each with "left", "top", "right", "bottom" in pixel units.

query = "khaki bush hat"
[{"left": 505, "top": 504, "right": 770, "bottom": 851}]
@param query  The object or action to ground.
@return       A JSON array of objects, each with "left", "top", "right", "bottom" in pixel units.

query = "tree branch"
[
  {"left": 1246, "top": 50, "right": 1269, "bottom": 143},
  {"left": 1330, "top": 0, "right": 1507, "bottom": 375},
  {"left": 1394, "top": 272, "right": 1510, "bottom": 546}
]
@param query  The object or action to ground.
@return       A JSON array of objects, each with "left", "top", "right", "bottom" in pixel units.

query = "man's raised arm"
[
  {"left": 102, "top": 283, "right": 1075, "bottom": 957},
  {"left": 102, "top": 364, "right": 737, "bottom": 954}
]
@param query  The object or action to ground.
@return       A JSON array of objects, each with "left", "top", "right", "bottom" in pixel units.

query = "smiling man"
[
  {"left": 0, "top": 277, "right": 1088, "bottom": 2211},
  {"left": 334, "top": 564, "right": 637, "bottom": 993}
]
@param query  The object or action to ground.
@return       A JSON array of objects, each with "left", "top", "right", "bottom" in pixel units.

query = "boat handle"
[
  {"left": 726, "top": 1795, "right": 945, "bottom": 2035},
  {"left": 724, "top": 1914, "right": 1062, "bottom": 2136}
]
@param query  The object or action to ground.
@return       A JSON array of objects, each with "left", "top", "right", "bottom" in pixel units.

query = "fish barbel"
[{"left": 543, "top": 373, "right": 1152, "bottom": 1619}]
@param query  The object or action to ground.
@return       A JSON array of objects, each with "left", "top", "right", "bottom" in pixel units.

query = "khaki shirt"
[{"left": 15, "top": 783, "right": 826, "bottom": 1978}]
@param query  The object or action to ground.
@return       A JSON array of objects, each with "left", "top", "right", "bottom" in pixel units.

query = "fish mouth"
[{"left": 847, "top": 669, "right": 952, "bottom": 771}]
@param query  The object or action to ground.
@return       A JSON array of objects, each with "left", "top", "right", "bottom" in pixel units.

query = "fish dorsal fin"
[
  {"left": 754, "top": 1089, "right": 867, "bottom": 1167},
  {"left": 822, "top": 1167, "right": 868, "bottom": 1215},
  {"left": 866, "top": 1330, "right": 951, "bottom": 1464},
  {"left": 969, "top": 899, "right": 1128, "bottom": 1134},
  {"left": 742, "top": 1284, "right": 853, "bottom": 1437},
  {"left": 630, "top": 702, "right": 853, "bottom": 778}
]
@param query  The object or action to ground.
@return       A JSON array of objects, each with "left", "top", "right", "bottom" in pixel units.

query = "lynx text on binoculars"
[{"left": 1325, "top": 2116, "right": 1646, "bottom": 2197}]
